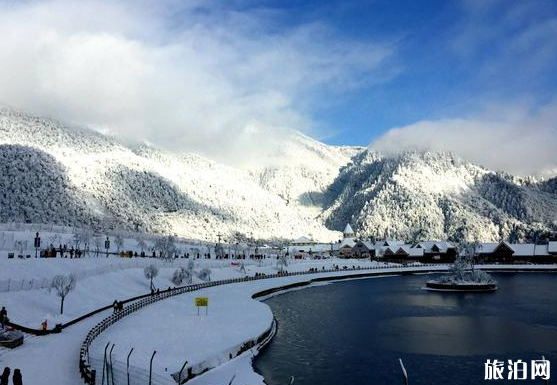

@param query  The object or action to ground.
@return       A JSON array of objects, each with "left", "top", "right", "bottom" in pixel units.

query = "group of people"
[
  {"left": 41, "top": 244, "right": 84, "bottom": 259},
  {"left": 0, "top": 368, "right": 22, "bottom": 385},
  {"left": 112, "top": 300, "right": 124, "bottom": 312}
]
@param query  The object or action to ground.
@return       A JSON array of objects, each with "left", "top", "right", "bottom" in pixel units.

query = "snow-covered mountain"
[
  {"left": 1, "top": 109, "right": 556, "bottom": 243},
  {"left": 0, "top": 109, "right": 356, "bottom": 242},
  {"left": 322, "top": 150, "right": 557, "bottom": 243}
]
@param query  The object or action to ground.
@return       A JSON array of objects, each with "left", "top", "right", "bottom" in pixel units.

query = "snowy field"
[
  {"left": 0, "top": 254, "right": 385, "bottom": 385},
  {"left": 0, "top": 246, "right": 376, "bottom": 329},
  {"left": 2, "top": 245, "right": 555, "bottom": 385}
]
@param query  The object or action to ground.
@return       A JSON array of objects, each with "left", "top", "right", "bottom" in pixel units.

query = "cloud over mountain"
[
  {"left": 371, "top": 100, "right": 557, "bottom": 177},
  {"left": 0, "top": 0, "right": 393, "bottom": 164}
]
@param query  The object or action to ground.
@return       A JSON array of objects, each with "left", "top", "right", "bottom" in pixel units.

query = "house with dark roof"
[
  {"left": 413, "top": 241, "right": 458, "bottom": 263},
  {"left": 352, "top": 240, "right": 374, "bottom": 258},
  {"left": 476, "top": 241, "right": 556, "bottom": 263}
]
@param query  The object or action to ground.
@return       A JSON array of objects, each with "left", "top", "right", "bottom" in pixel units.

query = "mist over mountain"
[
  {"left": 1, "top": 109, "right": 556, "bottom": 243},
  {"left": 322, "top": 150, "right": 557, "bottom": 243}
]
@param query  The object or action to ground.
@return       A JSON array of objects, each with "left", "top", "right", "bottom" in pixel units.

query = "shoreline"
[
  {"left": 82, "top": 264, "right": 557, "bottom": 385},
  {"left": 240, "top": 265, "right": 557, "bottom": 385}
]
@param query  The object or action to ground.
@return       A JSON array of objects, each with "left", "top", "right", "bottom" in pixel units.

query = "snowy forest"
[{"left": 1, "top": 109, "right": 556, "bottom": 244}]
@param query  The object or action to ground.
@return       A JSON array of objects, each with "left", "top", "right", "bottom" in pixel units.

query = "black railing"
[{"left": 77, "top": 263, "right": 449, "bottom": 384}]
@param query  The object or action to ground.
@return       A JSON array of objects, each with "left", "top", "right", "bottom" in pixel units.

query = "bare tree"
[
  {"left": 49, "top": 233, "right": 62, "bottom": 247},
  {"left": 80, "top": 230, "right": 93, "bottom": 256},
  {"left": 144, "top": 264, "right": 159, "bottom": 291},
  {"left": 50, "top": 274, "right": 76, "bottom": 314},
  {"left": 114, "top": 233, "right": 125, "bottom": 253}
]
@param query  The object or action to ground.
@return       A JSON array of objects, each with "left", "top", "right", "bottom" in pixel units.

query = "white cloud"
[
  {"left": 0, "top": 0, "right": 393, "bottom": 163},
  {"left": 371, "top": 100, "right": 557, "bottom": 177}
]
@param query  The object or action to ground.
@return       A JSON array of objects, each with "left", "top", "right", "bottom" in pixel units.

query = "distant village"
[{"left": 287, "top": 224, "right": 557, "bottom": 264}]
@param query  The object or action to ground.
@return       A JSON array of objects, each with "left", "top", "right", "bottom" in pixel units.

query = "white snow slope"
[
  {"left": 1, "top": 108, "right": 556, "bottom": 244},
  {"left": 0, "top": 109, "right": 359, "bottom": 242}
]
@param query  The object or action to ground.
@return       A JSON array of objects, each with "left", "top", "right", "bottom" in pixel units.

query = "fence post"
[
  {"left": 126, "top": 348, "right": 134, "bottom": 385},
  {"left": 109, "top": 343, "right": 115, "bottom": 385},
  {"left": 399, "top": 358, "right": 408, "bottom": 385},
  {"left": 177, "top": 360, "right": 188, "bottom": 385},
  {"left": 101, "top": 342, "right": 110, "bottom": 385},
  {"left": 149, "top": 350, "right": 157, "bottom": 385}
]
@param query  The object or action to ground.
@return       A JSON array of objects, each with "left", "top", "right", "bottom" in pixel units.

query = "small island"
[{"left": 426, "top": 250, "right": 497, "bottom": 292}]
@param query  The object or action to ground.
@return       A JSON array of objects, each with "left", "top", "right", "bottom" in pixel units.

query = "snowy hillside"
[
  {"left": 322, "top": 150, "right": 557, "bottom": 243},
  {"left": 1, "top": 109, "right": 556, "bottom": 244},
  {"left": 0, "top": 109, "right": 354, "bottom": 242}
]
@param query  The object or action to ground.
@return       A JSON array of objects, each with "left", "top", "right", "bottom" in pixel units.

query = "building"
[
  {"left": 333, "top": 224, "right": 357, "bottom": 258},
  {"left": 413, "top": 241, "right": 457, "bottom": 263},
  {"left": 374, "top": 240, "right": 405, "bottom": 258},
  {"left": 352, "top": 240, "right": 375, "bottom": 258},
  {"left": 476, "top": 241, "right": 557, "bottom": 264}
]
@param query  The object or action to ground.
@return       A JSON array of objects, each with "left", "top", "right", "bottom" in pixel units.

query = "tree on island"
[{"left": 444, "top": 252, "right": 494, "bottom": 285}]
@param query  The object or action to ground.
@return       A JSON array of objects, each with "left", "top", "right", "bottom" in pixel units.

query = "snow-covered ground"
[
  {"left": 0, "top": 253, "right": 373, "bottom": 328},
  {"left": 1, "top": 260, "right": 555, "bottom": 385}
]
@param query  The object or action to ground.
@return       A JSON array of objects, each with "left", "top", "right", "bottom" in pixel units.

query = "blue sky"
[
  {"left": 0, "top": 0, "right": 556, "bottom": 174},
  {"left": 236, "top": 0, "right": 557, "bottom": 146}
]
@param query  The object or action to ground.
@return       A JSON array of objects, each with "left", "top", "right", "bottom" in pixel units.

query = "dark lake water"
[{"left": 254, "top": 273, "right": 557, "bottom": 385}]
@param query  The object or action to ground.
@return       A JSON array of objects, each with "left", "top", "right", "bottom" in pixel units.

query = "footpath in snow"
[{"left": 2, "top": 261, "right": 556, "bottom": 385}]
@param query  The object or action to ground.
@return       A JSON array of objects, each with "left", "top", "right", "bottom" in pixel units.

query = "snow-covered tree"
[
  {"left": 171, "top": 267, "right": 192, "bottom": 286},
  {"left": 136, "top": 236, "right": 147, "bottom": 254},
  {"left": 277, "top": 255, "right": 288, "bottom": 272},
  {"left": 144, "top": 264, "right": 159, "bottom": 291},
  {"left": 14, "top": 240, "right": 25, "bottom": 256},
  {"left": 197, "top": 268, "right": 211, "bottom": 282},
  {"left": 93, "top": 236, "right": 103, "bottom": 257},
  {"left": 50, "top": 274, "right": 76, "bottom": 314},
  {"left": 114, "top": 234, "right": 124, "bottom": 253},
  {"left": 154, "top": 235, "right": 176, "bottom": 260}
]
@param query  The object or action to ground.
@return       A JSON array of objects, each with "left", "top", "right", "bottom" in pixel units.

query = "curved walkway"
[
  {"left": 82, "top": 264, "right": 557, "bottom": 385},
  {"left": 81, "top": 264, "right": 450, "bottom": 384}
]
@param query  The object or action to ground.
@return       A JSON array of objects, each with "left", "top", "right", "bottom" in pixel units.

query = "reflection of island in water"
[{"left": 426, "top": 256, "right": 497, "bottom": 292}]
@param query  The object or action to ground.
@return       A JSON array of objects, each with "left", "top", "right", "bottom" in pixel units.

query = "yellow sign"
[{"left": 195, "top": 297, "right": 209, "bottom": 307}]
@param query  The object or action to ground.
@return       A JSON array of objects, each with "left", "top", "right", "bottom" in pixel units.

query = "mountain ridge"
[{"left": 1, "top": 108, "right": 556, "bottom": 243}]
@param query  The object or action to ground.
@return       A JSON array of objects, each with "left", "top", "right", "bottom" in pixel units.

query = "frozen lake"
[{"left": 255, "top": 273, "right": 557, "bottom": 385}]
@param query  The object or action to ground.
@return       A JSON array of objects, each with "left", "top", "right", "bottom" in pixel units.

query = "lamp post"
[
  {"left": 105, "top": 237, "right": 110, "bottom": 258},
  {"left": 34, "top": 232, "right": 41, "bottom": 258}
]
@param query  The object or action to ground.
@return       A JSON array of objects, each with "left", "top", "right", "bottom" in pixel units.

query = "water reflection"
[
  {"left": 255, "top": 273, "right": 557, "bottom": 385},
  {"left": 377, "top": 316, "right": 557, "bottom": 356}
]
